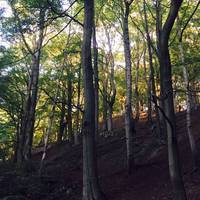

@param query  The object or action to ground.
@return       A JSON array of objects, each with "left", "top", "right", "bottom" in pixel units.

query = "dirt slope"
[{"left": 1, "top": 108, "right": 200, "bottom": 200}]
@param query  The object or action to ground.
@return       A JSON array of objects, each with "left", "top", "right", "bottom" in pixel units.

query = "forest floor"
[{"left": 1, "top": 108, "right": 200, "bottom": 200}]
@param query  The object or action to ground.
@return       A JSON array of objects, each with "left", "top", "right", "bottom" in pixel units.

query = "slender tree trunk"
[
  {"left": 39, "top": 101, "right": 57, "bottom": 175},
  {"left": 159, "top": 1, "right": 187, "bottom": 199},
  {"left": 143, "top": 0, "right": 153, "bottom": 123},
  {"left": 155, "top": 0, "right": 167, "bottom": 139},
  {"left": 143, "top": 0, "right": 161, "bottom": 139},
  {"left": 75, "top": 66, "right": 81, "bottom": 145},
  {"left": 134, "top": 55, "right": 140, "bottom": 122},
  {"left": 39, "top": 56, "right": 66, "bottom": 175},
  {"left": 23, "top": 52, "right": 41, "bottom": 161},
  {"left": 39, "top": 81, "right": 63, "bottom": 174},
  {"left": 57, "top": 91, "right": 66, "bottom": 144},
  {"left": 191, "top": 84, "right": 198, "bottom": 110},
  {"left": 173, "top": 77, "right": 178, "bottom": 113},
  {"left": 107, "top": 104, "right": 113, "bottom": 133},
  {"left": 102, "top": 81, "right": 108, "bottom": 132},
  {"left": 123, "top": 0, "right": 136, "bottom": 174},
  {"left": 82, "top": 0, "right": 105, "bottom": 199},
  {"left": 104, "top": 25, "right": 116, "bottom": 133},
  {"left": 67, "top": 75, "right": 73, "bottom": 143},
  {"left": 17, "top": 118, "right": 25, "bottom": 165},
  {"left": 93, "top": 25, "right": 99, "bottom": 136},
  {"left": 17, "top": 9, "right": 45, "bottom": 164},
  {"left": 13, "top": 120, "right": 20, "bottom": 163},
  {"left": 143, "top": 45, "right": 152, "bottom": 122},
  {"left": 178, "top": 31, "right": 198, "bottom": 169},
  {"left": 143, "top": 45, "right": 156, "bottom": 125}
]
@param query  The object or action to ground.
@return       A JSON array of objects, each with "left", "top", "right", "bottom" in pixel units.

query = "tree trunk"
[
  {"left": 82, "top": 0, "right": 105, "bottom": 199},
  {"left": 123, "top": 0, "right": 135, "bottom": 174},
  {"left": 143, "top": 0, "right": 161, "bottom": 140},
  {"left": 107, "top": 104, "right": 113, "bottom": 133},
  {"left": 134, "top": 54, "right": 140, "bottom": 122},
  {"left": 104, "top": 24, "right": 116, "bottom": 134},
  {"left": 39, "top": 102, "right": 56, "bottom": 175},
  {"left": 57, "top": 91, "right": 66, "bottom": 144},
  {"left": 102, "top": 81, "right": 108, "bottom": 132},
  {"left": 178, "top": 31, "right": 198, "bottom": 169},
  {"left": 159, "top": 1, "right": 187, "bottom": 199},
  {"left": 67, "top": 75, "right": 73, "bottom": 144},
  {"left": 155, "top": 0, "right": 167, "bottom": 139},
  {"left": 22, "top": 52, "right": 41, "bottom": 162},
  {"left": 74, "top": 66, "right": 81, "bottom": 145},
  {"left": 161, "top": 49, "right": 186, "bottom": 200},
  {"left": 93, "top": 25, "right": 99, "bottom": 136},
  {"left": 13, "top": 120, "right": 20, "bottom": 163},
  {"left": 39, "top": 55, "right": 66, "bottom": 175},
  {"left": 143, "top": 45, "right": 152, "bottom": 122},
  {"left": 17, "top": 9, "right": 45, "bottom": 164}
]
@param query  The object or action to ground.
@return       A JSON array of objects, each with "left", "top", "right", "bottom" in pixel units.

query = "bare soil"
[{"left": 1, "top": 108, "right": 200, "bottom": 200}]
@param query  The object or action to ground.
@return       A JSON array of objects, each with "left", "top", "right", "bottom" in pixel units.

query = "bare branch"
[
  {"left": 179, "top": 0, "right": 200, "bottom": 42},
  {"left": 47, "top": 0, "right": 83, "bottom": 27}
]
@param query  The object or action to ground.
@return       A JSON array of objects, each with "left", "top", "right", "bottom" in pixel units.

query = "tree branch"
[
  {"left": 47, "top": 0, "right": 83, "bottom": 27},
  {"left": 179, "top": 0, "right": 200, "bottom": 42}
]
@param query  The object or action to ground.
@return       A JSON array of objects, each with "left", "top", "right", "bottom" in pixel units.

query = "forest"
[{"left": 0, "top": 0, "right": 200, "bottom": 200}]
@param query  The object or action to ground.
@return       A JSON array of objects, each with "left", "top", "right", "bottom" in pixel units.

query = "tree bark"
[
  {"left": 134, "top": 51, "right": 140, "bottom": 122},
  {"left": 143, "top": 0, "right": 161, "bottom": 140},
  {"left": 178, "top": 26, "right": 198, "bottom": 170},
  {"left": 93, "top": 25, "right": 99, "bottom": 136},
  {"left": 123, "top": 0, "right": 136, "bottom": 174},
  {"left": 159, "top": 1, "right": 187, "bottom": 199},
  {"left": 104, "top": 25, "right": 116, "bottom": 133},
  {"left": 13, "top": 120, "right": 20, "bottom": 163},
  {"left": 74, "top": 66, "right": 81, "bottom": 145},
  {"left": 17, "top": 8, "right": 45, "bottom": 164},
  {"left": 67, "top": 72, "right": 73, "bottom": 144},
  {"left": 22, "top": 52, "right": 42, "bottom": 162},
  {"left": 57, "top": 91, "right": 66, "bottom": 144},
  {"left": 155, "top": 0, "right": 167, "bottom": 139},
  {"left": 102, "top": 78, "right": 108, "bottom": 132},
  {"left": 82, "top": 0, "right": 105, "bottom": 199},
  {"left": 107, "top": 104, "right": 113, "bottom": 133},
  {"left": 101, "top": 56, "right": 108, "bottom": 133}
]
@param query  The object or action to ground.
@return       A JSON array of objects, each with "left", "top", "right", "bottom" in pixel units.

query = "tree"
[
  {"left": 8, "top": 0, "right": 47, "bottom": 164},
  {"left": 66, "top": 55, "right": 73, "bottom": 144},
  {"left": 101, "top": 60, "right": 108, "bottom": 132},
  {"left": 158, "top": 0, "right": 187, "bottom": 199},
  {"left": 142, "top": 0, "right": 162, "bottom": 140},
  {"left": 82, "top": 0, "right": 105, "bottom": 199},
  {"left": 123, "top": 0, "right": 136, "bottom": 174},
  {"left": 177, "top": 0, "right": 200, "bottom": 170},
  {"left": 74, "top": 64, "right": 82, "bottom": 145},
  {"left": 103, "top": 24, "right": 116, "bottom": 133},
  {"left": 93, "top": 23, "right": 99, "bottom": 136},
  {"left": 57, "top": 89, "right": 67, "bottom": 143},
  {"left": 0, "top": 53, "right": 26, "bottom": 162},
  {"left": 133, "top": 36, "right": 141, "bottom": 122}
]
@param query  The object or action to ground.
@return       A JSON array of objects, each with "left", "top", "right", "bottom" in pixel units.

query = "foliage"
[{"left": 0, "top": 0, "right": 199, "bottom": 160}]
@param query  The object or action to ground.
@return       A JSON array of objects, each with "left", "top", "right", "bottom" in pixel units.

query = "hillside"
[{"left": 1, "top": 108, "right": 200, "bottom": 200}]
